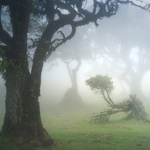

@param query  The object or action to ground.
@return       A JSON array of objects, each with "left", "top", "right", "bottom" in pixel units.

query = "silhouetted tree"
[{"left": 60, "top": 56, "right": 84, "bottom": 107}]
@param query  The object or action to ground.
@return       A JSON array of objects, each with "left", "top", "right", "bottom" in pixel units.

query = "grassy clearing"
[
  {"left": 41, "top": 105, "right": 150, "bottom": 150},
  {"left": 0, "top": 105, "right": 150, "bottom": 150}
]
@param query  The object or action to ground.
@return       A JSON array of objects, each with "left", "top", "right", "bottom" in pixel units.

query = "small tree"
[{"left": 85, "top": 75, "right": 149, "bottom": 122}]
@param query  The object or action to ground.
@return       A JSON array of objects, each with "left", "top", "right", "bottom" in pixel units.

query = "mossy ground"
[{"left": 0, "top": 104, "right": 150, "bottom": 150}]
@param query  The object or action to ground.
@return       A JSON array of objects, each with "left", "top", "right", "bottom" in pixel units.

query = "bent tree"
[
  {"left": 49, "top": 48, "right": 83, "bottom": 107},
  {"left": 0, "top": 0, "right": 149, "bottom": 148},
  {"left": 61, "top": 56, "right": 83, "bottom": 107},
  {"left": 50, "top": 27, "right": 94, "bottom": 107},
  {"left": 86, "top": 75, "right": 149, "bottom": 122}
]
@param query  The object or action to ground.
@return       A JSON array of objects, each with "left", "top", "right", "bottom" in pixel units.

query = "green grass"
[{"left": 1, "top": 105, "right": 150, "bottom": 150}]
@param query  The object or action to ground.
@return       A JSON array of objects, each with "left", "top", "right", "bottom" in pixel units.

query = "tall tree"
[
  {"left": 48, "top": 47, "right": 84, "bottom": 107},
  {"left": 49, "top": 28, "right": 93, "bottom": 107},
  {"left": 0, "top": 0, "right": 149, "bottom": 148},
  {"left": 61, "top": 56, "right": 83, "bottom": 107}
]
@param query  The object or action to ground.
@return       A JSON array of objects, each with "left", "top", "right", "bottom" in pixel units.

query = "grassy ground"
[{"left": 0, "top": 105, "right": 150, "bottom": 150}]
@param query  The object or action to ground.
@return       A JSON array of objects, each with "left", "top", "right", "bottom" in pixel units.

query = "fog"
[
  {"left": 39, "top": 4, "right": 150, "bottom": 110},
  {"left": 40, "top": 61, "right": 102, "bottom": 105},
  {"left": 1, "top": 4, "right": 150, "bottom": 115},
  {"left": 40, "top": 59, "right": 150, "bottom": 108}
]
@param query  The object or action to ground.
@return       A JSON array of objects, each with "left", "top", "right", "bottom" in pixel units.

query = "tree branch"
[
  {"left": 45, "top": 23, "right": 76, "bottom": 60},
  {"left": 118, "top": 0, "right": 150, "bottom": 12},
  {"left": 74, "top": 0, "right": 119, "bottom": 27},
  {"left": 101, "top": 91, "right": 113, "bottom": 107},
  {"left": 55, "top": 1, "right": 77, "bottom": 20},
  {"left": 106, "top": 89, "right": 115, "bottom": 106}
]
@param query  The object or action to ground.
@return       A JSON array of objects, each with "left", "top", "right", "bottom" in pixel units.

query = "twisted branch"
[{"left": 118, "top": 0, "right": 150, "bottom": 12}]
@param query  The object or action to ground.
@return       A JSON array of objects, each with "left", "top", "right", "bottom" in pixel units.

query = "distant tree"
[
  {"left": 84, "top": 5, "right": 150, "bottom": 101},
  {"left": 60, "top": 51, "right": 84, "bottom": 107},
  {"left": 86, "top": 75, "right": 149, "bottom": 122},
  {"left": 101, "top": 6, "right": 150, "bottom": 101},
  {"left": 49, "top": 47, "right": 84, "bottom": 107},
  {"left": 49, "top": 28, "right": 94, "bottom": 107}
]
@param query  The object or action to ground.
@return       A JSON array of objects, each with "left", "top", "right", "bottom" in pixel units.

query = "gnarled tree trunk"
[
  {"left": 1, "top": 66, "right": 53, "bottom": 147},
  {"left": 0, "top": 0, "right": 53, "bottom": 147},
  {"left": 61, "top": 58, "right": 84, "bottom": 107}
]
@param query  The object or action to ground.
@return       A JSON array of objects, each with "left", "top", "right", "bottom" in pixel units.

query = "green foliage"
[
  {"left": 0, "top": 56, "right": 24, "bottom": 80},
  {"left": 85, "top": 74, "right": 114, "bottom": 95}
]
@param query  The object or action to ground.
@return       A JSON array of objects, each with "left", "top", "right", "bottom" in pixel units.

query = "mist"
[
  {"left": 1, "top": 1, "right": 150, "bottom": 149},
  {"left": 0, "top": 3, "right": 150, "bottom": 122},
  {"left": 35, "top": 4, "right": 150, "bottom": 111}
]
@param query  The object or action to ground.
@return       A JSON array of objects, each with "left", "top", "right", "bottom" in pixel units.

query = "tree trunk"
[
  {"left": 130, "top": 76, "right": 147, "bottom": 102},
  {"left": 60, "top": 59, "right": 84, "bottom": 107},
  {"left": 119, "top": 49, "right": 148, "bottom": 102},
  {"left": 0, "top": 0, "right": 53, "bottom": 147},
  {"left": 1, "top": 67, "right": 53, "bottom": 147}
]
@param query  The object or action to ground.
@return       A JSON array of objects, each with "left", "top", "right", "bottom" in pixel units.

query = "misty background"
[{"left": 0, "top": 4, "right": 150, "bottom": 117}]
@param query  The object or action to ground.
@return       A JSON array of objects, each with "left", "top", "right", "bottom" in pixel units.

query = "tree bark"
[
  {"left": 1, "top": 67, "right": 53, "bottom": 146},
  {"left": 0, "top": 0, "right": 53, "bottom": 147}
]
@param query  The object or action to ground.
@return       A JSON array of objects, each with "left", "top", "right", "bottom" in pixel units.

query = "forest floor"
[{"left": 0, "top": 104, "right": 150, "bottom": 150}]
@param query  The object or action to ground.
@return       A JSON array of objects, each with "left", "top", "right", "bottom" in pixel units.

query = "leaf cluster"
[{"left": 85, "top": 74, "right": 114, "bottom": 95}]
